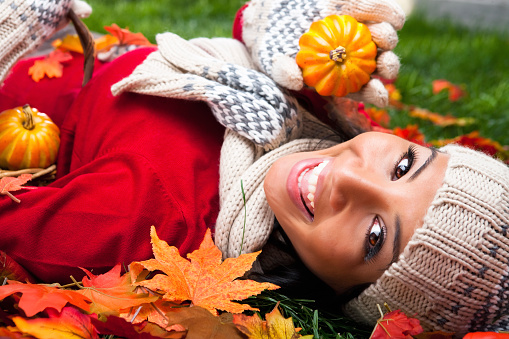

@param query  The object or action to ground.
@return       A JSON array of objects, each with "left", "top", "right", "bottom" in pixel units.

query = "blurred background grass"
[{"left": 82, "top": 0, "right": 509, "bottom": 146}]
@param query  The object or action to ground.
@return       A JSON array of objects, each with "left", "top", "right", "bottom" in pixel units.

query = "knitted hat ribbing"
[{"left": 344, "top": 145, "right": 509, "bottom": 337}]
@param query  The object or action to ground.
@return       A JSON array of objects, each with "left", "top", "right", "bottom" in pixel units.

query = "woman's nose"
[{"left": 328, "top": 152, "right": 388, "bottom": 212}]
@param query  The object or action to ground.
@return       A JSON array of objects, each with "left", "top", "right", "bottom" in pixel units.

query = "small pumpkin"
[
  {"left": 296, "top": 15, "right": 377, "bottom": 97},
  {"left": 0, "top": 105, "right": 60, "bottom": 170}
]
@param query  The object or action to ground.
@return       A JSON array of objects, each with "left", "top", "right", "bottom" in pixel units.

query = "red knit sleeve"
[{"left": 0, "top": 48, "right": 225, "bottom": 283}]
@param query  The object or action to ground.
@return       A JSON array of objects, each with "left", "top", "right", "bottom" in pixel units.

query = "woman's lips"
[{"left": 287, "top": 158, "right": 331, "bottom": 221}]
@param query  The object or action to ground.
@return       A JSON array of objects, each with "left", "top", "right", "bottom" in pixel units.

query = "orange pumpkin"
[
  {"left": 0, "top": 105, "right": 60, "bottom": 170},
  {"left": 296, "top": 15, "right": 377, "bottom": 97}
]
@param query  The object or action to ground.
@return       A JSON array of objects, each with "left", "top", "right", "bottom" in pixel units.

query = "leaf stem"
[{"left": 4, "top": 191, "right": 20, "bottom": 203}]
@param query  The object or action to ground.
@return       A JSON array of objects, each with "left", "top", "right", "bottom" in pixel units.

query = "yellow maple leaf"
[
  {"left": 130, "top": 227, "right": 279, "bottom": 315},
  {"left": 234, "top": 303, "right": 313, "bottom": 339},
  {"left": 52, "top": 33, "right": 120, "bottom": 54},
  {"left": 52, "top": 34, "right": 84, "bottom": 53},
  {"left": 11, "top": 307, "right": 99, "bottom": 339}
]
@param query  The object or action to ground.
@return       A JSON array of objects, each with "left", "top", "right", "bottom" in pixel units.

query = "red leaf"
[
  {"left": 0, "top": 174, "right": 37, "bottom": 203},
  {"left": 370, "top": 309, "right": 423, "bottom": 339}
]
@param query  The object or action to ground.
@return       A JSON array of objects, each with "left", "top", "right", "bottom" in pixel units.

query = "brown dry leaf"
[
  {"left": 130, "top": 227, "right": 279, "bottom": 315},
  {"left": 0, "top": 174, "right": 37, "bottom": 203},
  {"left": 165, "top": 306, "right": 246, "bottom": 339}
]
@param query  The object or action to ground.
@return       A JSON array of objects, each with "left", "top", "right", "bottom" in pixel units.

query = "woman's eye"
[
  {"left": 393, "top": 157, "right": 411, "bottom": 180},
  {"left": 364, "top": 217, "right": 386, "bottom": 262},
  {"left": 368, "top": 218, "right": 382, "bottom": 247},
  {"left": 392, "top": 146, "right": 417, "bottom": 181}
]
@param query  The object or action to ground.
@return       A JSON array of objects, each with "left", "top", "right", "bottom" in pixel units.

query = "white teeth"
[{"left": 298, "top": 160, "right": 329, "bottom": 209}]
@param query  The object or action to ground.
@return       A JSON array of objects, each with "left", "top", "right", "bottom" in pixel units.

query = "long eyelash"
[{"left": 364, "top": 217, "right": 387, "bottom": 263}]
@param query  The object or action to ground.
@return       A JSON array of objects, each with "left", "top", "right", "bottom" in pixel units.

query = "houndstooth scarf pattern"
[{"left": 112, "top": 33, "right": 303, "bottom": 151}]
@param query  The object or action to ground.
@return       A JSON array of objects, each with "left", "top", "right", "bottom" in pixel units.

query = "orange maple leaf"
[
  {"left": 75, "top": 264, "right": 159, "bottom": 317},
  {"left": 0, "top": 174, "right": 37, "bottom": 203},
  {"left": 104, "top": 24, "right": 154, "bottom": 46},
  {"left": 28, "top": 50, "right": 73, "bottom": 82},
  {"left": 233, "top": 302, "right": 312, "bottom": 338},
  {"left": 11, "top": 307, "right": 99, "bottom": 339},
  {"left": 0, "top": 281, "right": 91, "bottom": 317},
  {"left": 130, "top": 227, "right": 279, "bottom": 315}
]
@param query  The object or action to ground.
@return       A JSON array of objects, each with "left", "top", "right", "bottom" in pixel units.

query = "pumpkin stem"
[
  {"left": 22, "top": 104, "right": 35, "bottom": 130},
  {"left": 329, "top": 46, "right": 347, "bottom": 63}
]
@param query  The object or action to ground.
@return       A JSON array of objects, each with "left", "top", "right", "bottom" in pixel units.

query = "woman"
[{"left": 1, "top": 0, "right": 508, "bottom": 337}]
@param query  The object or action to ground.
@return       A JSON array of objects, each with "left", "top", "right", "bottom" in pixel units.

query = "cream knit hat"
[{"left": 344, "top": 145, "right": 509, "bottom": 337}]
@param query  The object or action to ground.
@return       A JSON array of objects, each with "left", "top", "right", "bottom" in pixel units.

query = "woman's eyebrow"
[{"left": 408, "top": 147, "right": 438, "bottom": 182}]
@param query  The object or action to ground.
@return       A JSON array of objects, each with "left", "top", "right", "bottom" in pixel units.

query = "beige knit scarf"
[{"left": 111, "top": 33, "right": 340, "bottom": 259}]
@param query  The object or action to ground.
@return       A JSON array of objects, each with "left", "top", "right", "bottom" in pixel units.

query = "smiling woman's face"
[{"left": 264, "top": 131, "right": 450, "bottom": 293}]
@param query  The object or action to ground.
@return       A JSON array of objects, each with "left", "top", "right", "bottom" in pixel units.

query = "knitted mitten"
[
  {"left": 241, "top": 0, "right": 405, "bottom": 107},
  {"left": 112, "top": 32, "right": 303, "bottom": 151},
  {"left": 0, "top": 0, "right": 92, "bottom": 82}
]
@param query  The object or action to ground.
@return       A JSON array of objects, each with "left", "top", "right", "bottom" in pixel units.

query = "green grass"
[
  {"left": 390, "top": 13, "right": 509, "bottom": 145},
  {"left": 82, "top": 0, "right": 245, "bottom": 41}
]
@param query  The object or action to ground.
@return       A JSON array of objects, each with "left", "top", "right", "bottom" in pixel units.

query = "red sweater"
[{"left": 0, "top": 48, "right": 225, "bottom": 283}]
